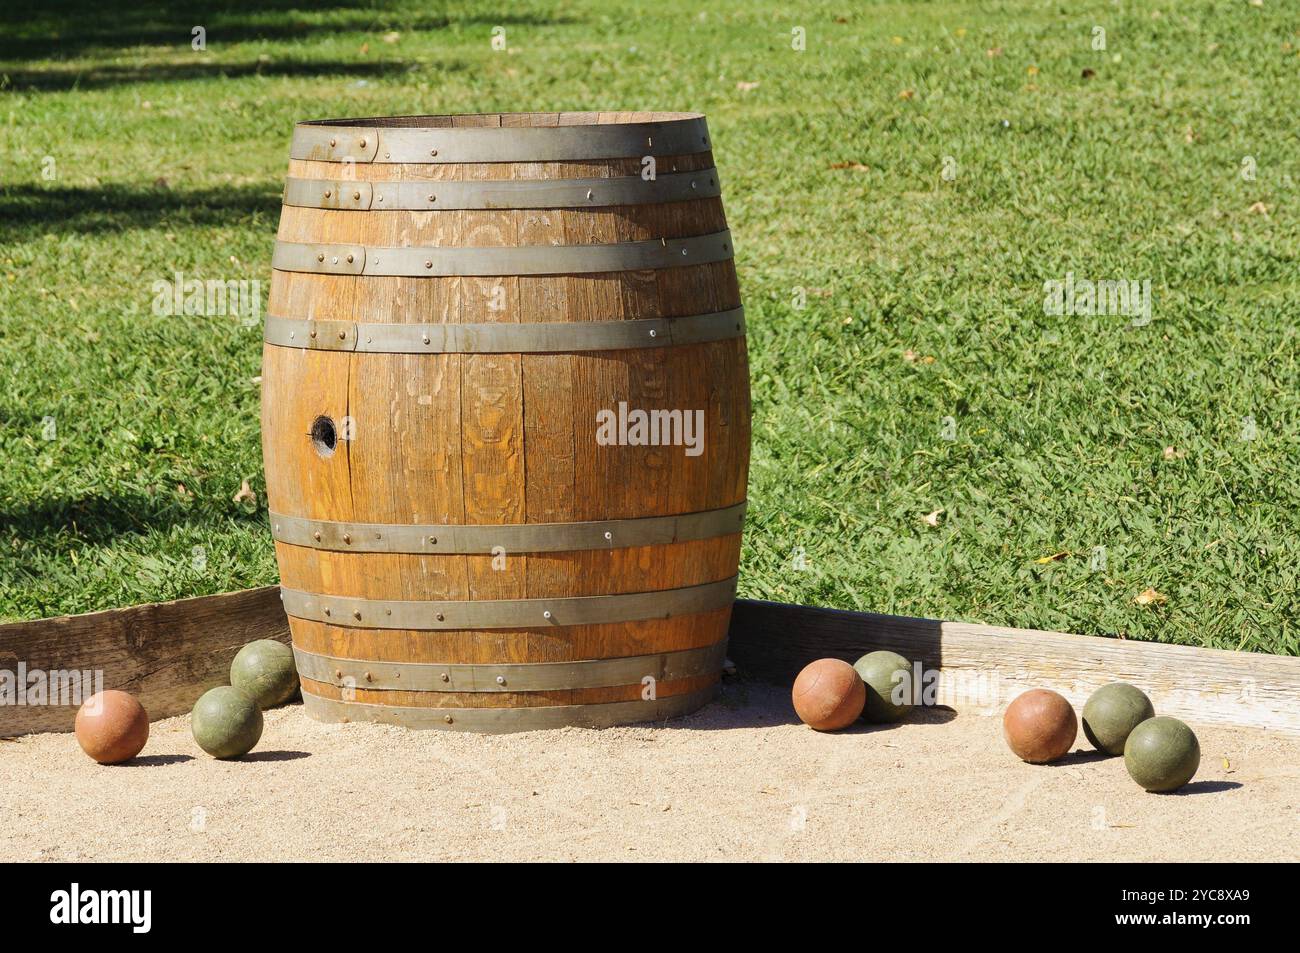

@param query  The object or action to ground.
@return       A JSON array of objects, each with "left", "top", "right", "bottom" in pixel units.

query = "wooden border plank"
[
  {"left": 0, "top": 586, "right": 290, "bottom": 737},
  {"left": 726, "top": 600, "right": 1300, "bottom": 735}
]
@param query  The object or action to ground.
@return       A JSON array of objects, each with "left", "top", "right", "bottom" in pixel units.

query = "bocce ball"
[
  {"left": 230, "top": 639, "right": 298, "bottom": 710},
  {"left": 74, "top": 690, "right": 149, "bottom": 764},
  {"left": 1124, "top": 716, "right": 1200, "bottom": 792},
  {"left": 191, "top": 686, "right": 263, "bottom": 759},
  {"left": 1082, "top": 682, "right": 1154, "bottom": 755},
  {"left": 853, "top": 650, "right": 914, "bottom": 723},
  {"left": 1003, "top": 689, "right": 1077, "bottom": 763},
  {"left": 792, "top": 658, "right": 865, "bottom": 731}
]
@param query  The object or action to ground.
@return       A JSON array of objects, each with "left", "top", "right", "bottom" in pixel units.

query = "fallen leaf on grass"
[
  {"left": 232, "top": 479, "right": 257, "bottom": 504},
  {"left": 1034, "top": 551, "right": 1070, "bottom": 564},
  {"left": 898, "top": 88, "right": 915, "bottom": 100},
  {"left": 1135, "top": 587, "right": 1168, "bottom": 607},
  {"left": 829, "top": 161, "right": 870, "bottom": 172},
  {"left": 921, "top": 508, "right": 944, "bottom": 527}
]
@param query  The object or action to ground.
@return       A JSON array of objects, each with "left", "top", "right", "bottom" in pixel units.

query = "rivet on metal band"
[
  {"left": 292, "top": 642, "right": 727, "bottom": 693},
  {"left": 279, "top": 576, "right": 738, "bottom": 630},
  {"left": 299, "top": 684, "right": 719, "bottom": 733},
  {"left": 270, "top": 502, "right": 746, "bottom": 554},
  {"left": 283, "top": 169, "right": 722, "bottom": 210},
  {"left": 290, "top": 116, "right": 711, "bottom": 165},
  {"left": 262, "top": 308, "right": 745, "bottom": 354},
  {"left": 271, "top": 231, "right": 732, "bottom": 277}
]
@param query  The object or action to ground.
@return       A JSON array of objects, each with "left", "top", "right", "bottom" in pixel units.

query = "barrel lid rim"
[{"left": 296, "top": 111, "right": 706, "bottom": 129}]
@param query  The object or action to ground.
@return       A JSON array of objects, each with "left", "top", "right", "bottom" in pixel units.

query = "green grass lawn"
[{"left": 1, "top": 0, "right": 1297, "bottom": 654}]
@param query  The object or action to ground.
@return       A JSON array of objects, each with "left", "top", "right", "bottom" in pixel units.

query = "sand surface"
[{"left": 3, "top": 681, "right": 1296, "bottom": 862}]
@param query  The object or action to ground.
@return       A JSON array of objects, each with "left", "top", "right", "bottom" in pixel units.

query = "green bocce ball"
[
  {"left": 1124, "top": 716, "right": 1200, "bottom": 792},
  {"left": 1082, "top": 682, "right": 1155, "bottom": 756},
  {"left": 230, "top": 639, "right": 299, "bottom": 710},
  {"left": 853, "top": 650, "right": 914, "bottom": 723},
  {"left": 191, "top": 686, "right": 263, "bottom": 759}
]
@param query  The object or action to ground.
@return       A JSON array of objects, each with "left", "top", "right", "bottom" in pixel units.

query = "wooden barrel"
[{"left": 261, "top": 112, "right": 750, "bottom": 732}]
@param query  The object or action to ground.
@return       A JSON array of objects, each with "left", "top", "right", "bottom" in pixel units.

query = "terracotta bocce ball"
[
  {"left": 792, "top": 658, "right": 866, "bottom": 731},
  {"left": 74, "top": 690, "right": 149, "bottom": 764},
  {"left": 1003, "top": 689, "right": 1077, "bottom": 763}
]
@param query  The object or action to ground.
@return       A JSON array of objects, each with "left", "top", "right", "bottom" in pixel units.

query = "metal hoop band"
[
  {"left": 291, "top": 642, "right": 727, "bottom": 693},
  {"left": 290, "top": 116, "right": 711, "bottom": 164},
  {"left": 271, "top": 231, "right": 732, "bottom": 276},
  {"left": 280, "top": 576, "right": 738, "bottom": 630},
  {"left": 270, "top": 503, "right": 746, "bottom": 554},
  {"left": 283, "top": 170, "right": 722, "bottom": 210},
  {"left": 262, "top": 308, "right": 745, "bottom": 354},
  {"left": 300, "top": 684, "right": 719, "bottom": 732}
]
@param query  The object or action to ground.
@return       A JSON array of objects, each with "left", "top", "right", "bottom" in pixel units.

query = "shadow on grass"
[
  {"left": 0, "top": 183, "right": 281, "bottom": 234},
  {"left": 0, "top": 0, "right": 580, "bottom": 62},
  {"left": 1, "top": 57, "right": 441, "bottom": 92},
  {"left": 0, "top": 487, "right": 266, "bottom": 547}
]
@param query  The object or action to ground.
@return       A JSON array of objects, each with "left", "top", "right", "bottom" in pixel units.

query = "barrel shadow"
[
  {"left": 725, "top": 598, "right": 945, "bottom": 693},
  {"left": 675, "top": 681, "right": 959, "bottom": 732}
]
